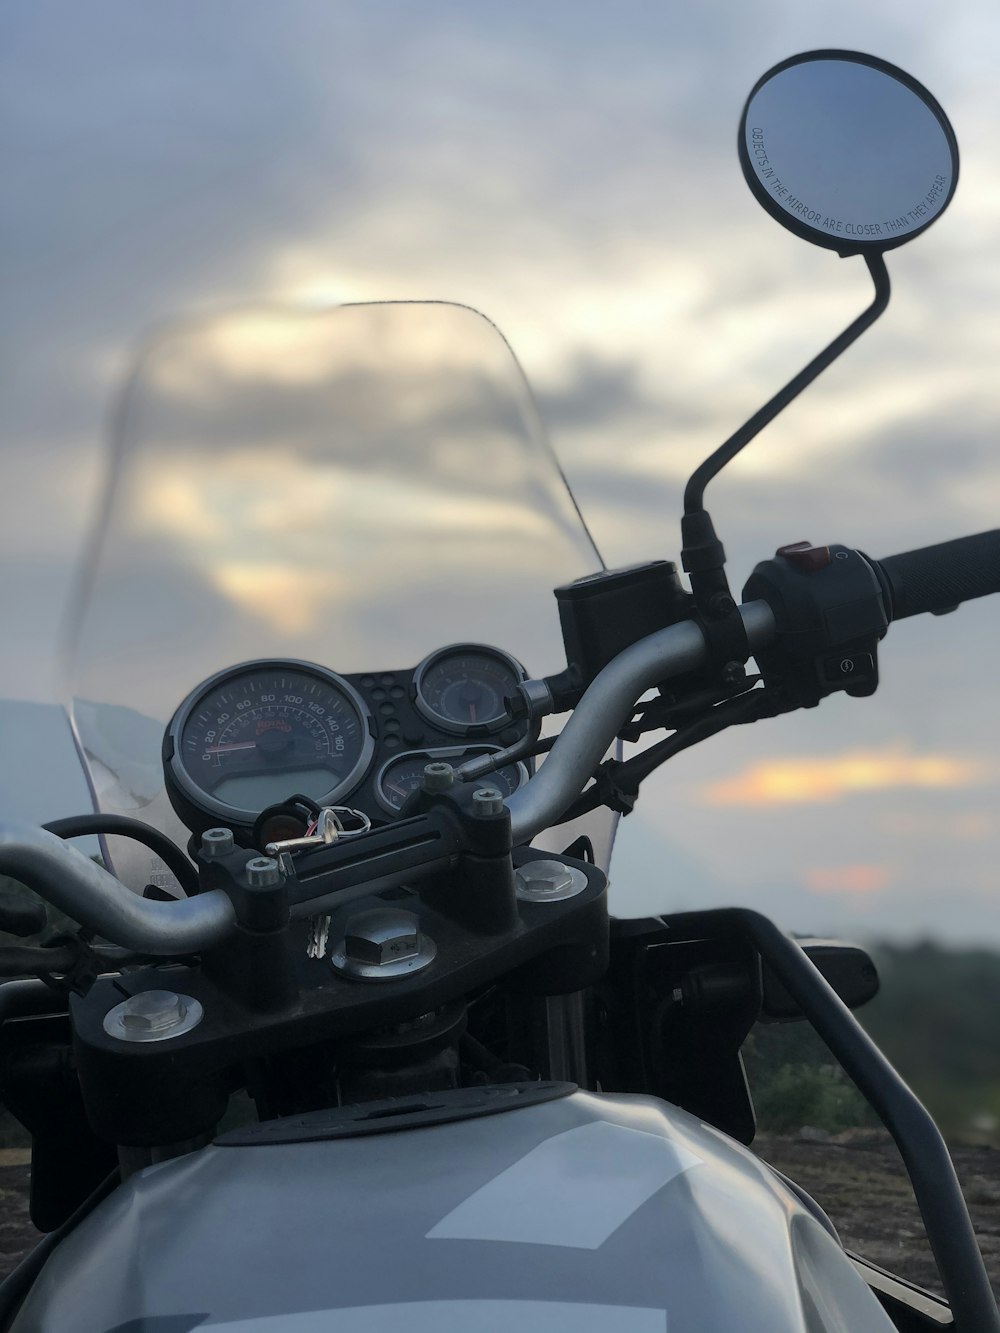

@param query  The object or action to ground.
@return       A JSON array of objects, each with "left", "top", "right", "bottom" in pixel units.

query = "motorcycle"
[{"left": 0, "top": 48, "right": 996, "bottom": 1332}]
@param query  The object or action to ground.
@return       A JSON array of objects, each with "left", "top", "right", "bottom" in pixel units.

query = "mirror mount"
[{"left": 681, "top": 252, "right": 890, "bottom": 621}]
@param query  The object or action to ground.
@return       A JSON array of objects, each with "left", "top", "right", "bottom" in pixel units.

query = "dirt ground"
[
  {"left": 0, "top": 1135, "right": 998, "bottom": 1304},
  {"left": 0, "top": 1158, "right": 34, "bottom": 1282},
  {"left": 756, "top": 1130, "right": 1000, "bottom": 1303}
]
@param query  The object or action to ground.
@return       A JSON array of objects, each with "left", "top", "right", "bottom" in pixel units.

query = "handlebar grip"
[{"left": 875, "top": 530, "right": 1000, "bottom": 621}]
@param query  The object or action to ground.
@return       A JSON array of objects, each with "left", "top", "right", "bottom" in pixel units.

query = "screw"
[
  {"left": 472, "top": 787, "right": 504, "bottom": 816},
  {"left": 423, "top": 762, "right": 455, "bottom": 793},
  {"left": 343, "top": 908, "right": 421, "bottom": 967},
  {"left": 722, "top": 661, "right": 746, "bottom": 685},
  {"left": 201, "top": 827, "right": 235, "bottom": 858},
  {"left": 331, "top": 904, "right": 437, "bottom": 980},
  {"left": 246, "top": 856, "right": 282, "bottom": 888},
  {"left": 514, "top": 859, "right": 588, "bottom": 903},
  {"left": 119, "top": 990, "right": 188, "bottom": 1034},
  {"left": 708, "top": 592, "right": 736, "bottom": 617},
  {"left": 103, "top": 990, "right": 204, "bottom": 1043}
]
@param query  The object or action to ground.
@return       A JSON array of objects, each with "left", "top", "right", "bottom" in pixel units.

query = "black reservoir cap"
[{"left": 555, "top": 561, "right": 694, "bottom": 685}]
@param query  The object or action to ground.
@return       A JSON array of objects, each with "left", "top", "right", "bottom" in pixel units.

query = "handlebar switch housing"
[{"left": 742, "top": 544, "right": 889, "bottom": 708}]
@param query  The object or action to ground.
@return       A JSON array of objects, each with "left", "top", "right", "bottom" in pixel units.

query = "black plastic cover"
[
  {"left": 216, "top": 1080, "right": 575, "bottom": 1145},
  {"left": 761, "top": 939, "right": 879, "bottom": 1022},
  {"left": 555, "top": 561, "right": 693, "bottom": 687}
]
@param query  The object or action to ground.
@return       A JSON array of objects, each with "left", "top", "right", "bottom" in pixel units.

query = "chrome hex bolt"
[
  {"left": 514, "top": 858, "right": 588, "bottom": 903},
  {"left": 246, "top": 856, "right": 283, "bottom": 888},
  {"left": 201, "top": 827, "right": 235, "bottom": 858},
  {"left": 103, "top": 989, "right": 204, "bottom": 1043},
  {"left": 472, "top": 787, "right": 505, "bottom": 816},
  {"left": 423, "top": 762, "right": 455, "bottom": 793},
  {"left": 331, "top": 907, "right": 437, "bottom": 981}
]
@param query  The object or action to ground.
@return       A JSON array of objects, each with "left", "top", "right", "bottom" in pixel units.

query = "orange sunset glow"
[
  {"left": 804, "top": 864, "right": 892, "bottom": 896},
  {"left": 699, "top": 748, "right": 986, "bottom": 807}
]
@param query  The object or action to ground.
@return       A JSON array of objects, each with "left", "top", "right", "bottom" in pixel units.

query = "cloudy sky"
[{"left": 2, "top": 1, "right": 999, "bottom": 941}]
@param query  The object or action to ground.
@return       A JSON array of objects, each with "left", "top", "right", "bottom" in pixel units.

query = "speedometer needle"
[{"left": 204, "top": 742, "right": 258, "bottom": 754}]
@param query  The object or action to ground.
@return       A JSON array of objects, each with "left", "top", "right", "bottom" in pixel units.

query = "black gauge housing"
[
  {"left": 163, "top": 659, "right": 376, "bottom": 841},
  {"left": 374, "top": 744, "right": 528, "bottom": 816},
  {"left": 162, "top": 646, "right": 533, "bottom": 845},
  {"left": 412, "top": 644, "right": 526, "bottom": 736}
]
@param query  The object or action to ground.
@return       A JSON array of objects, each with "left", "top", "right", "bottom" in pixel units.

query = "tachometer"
[
  {"left": 413, "top": 644, "right": 524, "bottom": 734},
  {"left": 164, "top": 660, "right": 374, "bottom": 835}
]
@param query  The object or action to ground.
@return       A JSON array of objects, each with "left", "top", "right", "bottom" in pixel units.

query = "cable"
[
  {"left": 42, "top": 815, "right": 199, "bottom": 896},
  {"left": 557, "top": 688, "right": 772, "bottom": 823},
  {"left": 457, "top": 733, "right": 555, "bottom": 783}
]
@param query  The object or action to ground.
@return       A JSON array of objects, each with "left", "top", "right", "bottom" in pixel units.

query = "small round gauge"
[
  {"left": 164, "top": 659, "right": 374, "bottom": 833},
  {"left": 375, "top": 747, "right": 527, "bottom": 815},
  {"left": 413, "top": 644, "right": 525, "bottom": 734}
]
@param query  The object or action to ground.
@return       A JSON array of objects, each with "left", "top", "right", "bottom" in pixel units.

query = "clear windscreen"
[{"left": 64, "top": 302, "right": 612, "bottom": 890}]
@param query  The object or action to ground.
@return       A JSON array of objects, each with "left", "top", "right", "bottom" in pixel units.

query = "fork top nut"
[{"left": 330, "top": 907, "right": 437, "bottom": 981}]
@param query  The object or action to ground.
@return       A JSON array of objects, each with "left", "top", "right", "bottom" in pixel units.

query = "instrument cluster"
[{"left": 162, "top": 645, "right": 530, "bottom": 842}]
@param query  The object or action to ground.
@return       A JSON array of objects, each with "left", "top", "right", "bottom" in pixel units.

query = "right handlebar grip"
[{"left": 876, "top": 530, "right": 1000, "bottom": 621}]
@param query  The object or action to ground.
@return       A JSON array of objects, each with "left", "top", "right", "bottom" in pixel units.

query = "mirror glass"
[{"left": 740, "top": 51, "right": 958, "bottom": 253}]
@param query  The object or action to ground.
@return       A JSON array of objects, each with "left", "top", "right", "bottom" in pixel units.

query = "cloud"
[
  {"left": 699, "top": 746, "right": 988, "bottom": 806},
  {"left": 877, "top": 809, "right": 995, "bottom": 842}
]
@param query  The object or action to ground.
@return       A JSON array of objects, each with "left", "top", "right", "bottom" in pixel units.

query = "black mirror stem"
[{"left": 683, "top": 252, "right": 890, "bottom": 519}]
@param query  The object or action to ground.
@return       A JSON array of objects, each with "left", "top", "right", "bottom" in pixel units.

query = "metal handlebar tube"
[
  {"left": 506, "top": 602, "right": 776, "bottom": 844},
  {"left": 0, "top": 822, "right": 236, "bottom": 954}
]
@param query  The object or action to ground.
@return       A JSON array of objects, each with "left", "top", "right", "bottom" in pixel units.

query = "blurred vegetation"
[
  {"left": 747, "top": 1048, "right": 876, "bottom": 1134},
  {"left": 746, "top": 941, "right": 1000, "bottom": 1141},
  {"left": 862, "top": 942, "right": 1000, "bottom": 1140}
]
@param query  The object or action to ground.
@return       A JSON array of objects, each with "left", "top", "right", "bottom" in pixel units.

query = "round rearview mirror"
[{"left": 740, "top": 50, "right": 958, "bottom": 255}]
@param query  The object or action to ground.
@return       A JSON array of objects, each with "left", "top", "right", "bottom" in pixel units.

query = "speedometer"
[{"left": 163, "top": 660, "right": 375, "bottom": 835}]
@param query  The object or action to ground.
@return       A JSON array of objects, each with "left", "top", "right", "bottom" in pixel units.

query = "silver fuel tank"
[{"left": 12, "top": 1087, "right": 895, "bottom": 1332}]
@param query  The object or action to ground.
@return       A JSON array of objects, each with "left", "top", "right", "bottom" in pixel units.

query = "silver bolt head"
[
  {"left": 201, "top": 827, "right": 235, "bottom": 858},
  {"left": 120, "top": 990, "right": 187, "bottom": 1032},
  {"left": 344, "top": 908, "right": 420, "bottom": 966},
  {"left": 515, "top": 858, "right": 588, "bottom": 903},
  {"left": 472, "top": 787, "right": 504, "bottom": 816},
  {"left": 422, "top": 762, "right": 455, "bottom": 793},
  {"left": 246, "top": 856, "right": 283, "bottom": 888},
  {"left": 103, "top": 990, "right": 204, "bottom": 1043},
  {"left": 331, "top": 907, "right": 437, "bottom": 980}
]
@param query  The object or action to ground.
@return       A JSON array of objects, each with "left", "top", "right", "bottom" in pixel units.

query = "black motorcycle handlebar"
[{"left": 875, "top": 528, "right": 1000, "bottom": 621}]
